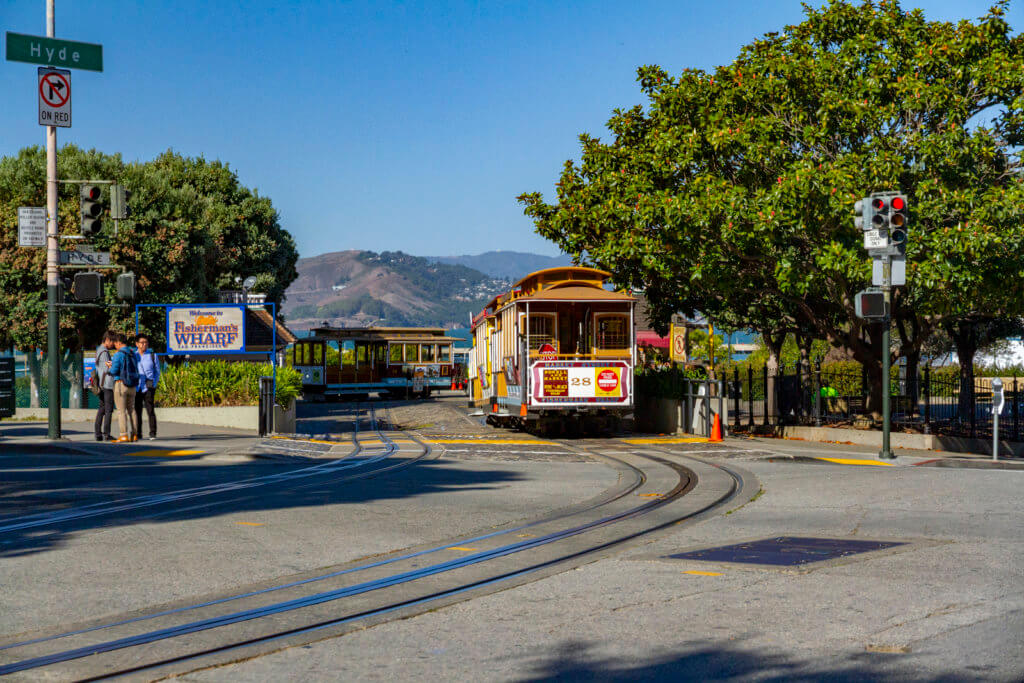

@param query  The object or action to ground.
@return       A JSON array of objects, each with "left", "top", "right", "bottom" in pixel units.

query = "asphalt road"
[{"left": 1, "top": 398, "right": 1021, "bottom": 681}]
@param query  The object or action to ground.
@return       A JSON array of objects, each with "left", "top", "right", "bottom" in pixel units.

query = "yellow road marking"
[
  {"left": 516, "top": 533, "right": 536, "bottom": 538},
  {"left": 639, "top": 493, "right": 665, "bottom": 498},
  {"left": 430, "top": 439, "right": 559, "bottom": 445},
  {"left": 622, "top": 437, "right": 710, "bottom": 444},
  {"left": 447, "top": 546, "right": 480, "bottom": 552},
  {"left": 683, "top": 570, "right": 723, "bottom": 576},
  {"left": 124, "top": 449, "right": 205, "bottom": 458},
  {"left": 234, "top": 522, "right": 264, "bottom": 527},
  {"left": 813, "top": 457, "right": 897, "bottom": 467}
]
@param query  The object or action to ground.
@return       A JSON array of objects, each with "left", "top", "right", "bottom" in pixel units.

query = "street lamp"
[{"left": 242, "top": 275, "right": 258, "bottom": 304}]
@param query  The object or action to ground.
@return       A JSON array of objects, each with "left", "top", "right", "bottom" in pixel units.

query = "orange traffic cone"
[{"left": 710, "top": 413, "right": 723, "bottom": 442}]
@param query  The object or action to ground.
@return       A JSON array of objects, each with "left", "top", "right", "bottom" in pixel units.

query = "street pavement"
[{"left": 2, "top": 403, "right": 1022, "bottom": 681}]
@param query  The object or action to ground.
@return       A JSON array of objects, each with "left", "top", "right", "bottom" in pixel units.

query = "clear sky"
[{"left": 2, "top": 1, "right": 1019, "bottom": 259}]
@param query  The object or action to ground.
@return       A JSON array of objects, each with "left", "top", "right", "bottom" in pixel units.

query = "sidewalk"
[
  {"left": 736, "top": 434, "right": 1024, "bottom": 470},
  {"left": 0, "top": 419, "right": 267, "bottom": 460}
]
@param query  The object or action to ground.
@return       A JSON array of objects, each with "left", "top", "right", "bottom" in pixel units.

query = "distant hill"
[
  {"left": 283, "top": 250, "right": 511, "bottom": 330},
  {"left": 426, "top": 251, "right": 572, "bottom": 280}
]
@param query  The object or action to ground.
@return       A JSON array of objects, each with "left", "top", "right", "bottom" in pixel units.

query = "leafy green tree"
[
  {"left": 520, "top": 0, "right": 1024, "bottom": 415},
  {"left": 0, "top": 146, "right": 299, "bottom": 355}
]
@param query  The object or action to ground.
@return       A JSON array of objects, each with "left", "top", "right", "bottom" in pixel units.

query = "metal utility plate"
[{"left": 666, "top": 536, "right": 905, "bottom": 567}]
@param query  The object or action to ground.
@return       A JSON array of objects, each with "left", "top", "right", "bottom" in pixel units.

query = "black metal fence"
[{"left": 728, "top": 362, "right": 1022, "bottom": 441}]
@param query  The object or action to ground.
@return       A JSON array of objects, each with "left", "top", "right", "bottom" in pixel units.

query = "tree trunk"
[
  {"left": 62, "top": 349, "right": 83, "bottom": 409},
  {"left": 27, "top": 349, "right": 41, "bottom": 408},
  {"left": 763, "top": 331, "right": 784, "bottom": 425},
  {"left": 904, "top": 349, "right": 921, "bottom": 418},
  {"left": 952, "top": 323, "right": 978, "bottom": 426}
]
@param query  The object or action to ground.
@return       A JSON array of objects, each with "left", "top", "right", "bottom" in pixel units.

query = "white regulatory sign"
[
  {"left": 864, "top": 229, "right": 889, "bottom": 249},
  {"left": 38, "top": 67, "right": 71, "bottom": 128},
  {"left": 18, "top": 207, "right": 46, "bottom": 247}
]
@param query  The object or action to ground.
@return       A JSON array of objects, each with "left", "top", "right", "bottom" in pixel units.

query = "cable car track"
[
  {"left": 0, "top": 403, "right": 425, "bottom": 540},
  {"left": 0, "top": 443, "right": 746, "bottom": 681}
]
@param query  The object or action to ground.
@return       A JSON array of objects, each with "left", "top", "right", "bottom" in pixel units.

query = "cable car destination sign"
[{"left": 166, "top": 305, "right": 246, "bottom": 354}]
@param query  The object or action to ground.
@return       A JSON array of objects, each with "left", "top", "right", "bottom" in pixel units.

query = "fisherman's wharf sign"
[{"left": 166, "top": 305, "right": 246, "bottom": 354}]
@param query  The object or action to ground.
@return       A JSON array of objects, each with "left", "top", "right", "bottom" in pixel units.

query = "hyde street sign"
[
  {"left": 38, "top": 67, "right": 71, "bottom": 127},
  {"left": 5, "top": 32, "right": 103, "bottom": 71}
]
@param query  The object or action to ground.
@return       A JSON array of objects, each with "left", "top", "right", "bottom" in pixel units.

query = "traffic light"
[
  {"left": 116, "top": 271, "right": 136, "bottom": 300},
  {"left": 870, "top": 196, "right": 888, "bottom": 229},
  {"left": 72, "top": 271, "right": 103, "bottom": 302},
  {"left": 111, "top": 184, "right": 131, "bottom": 220},
  {"left": 855, "top": 289, "right": 888, "bottom": 319},
  {"left": 853, "top": 198, "right": 872, "bottom": 231},
  {"left": 887, "top": 194, "right": 908, "bottom": 256},
  {"left": 80, "top": 185, "right": 104, "bottom": 235}
]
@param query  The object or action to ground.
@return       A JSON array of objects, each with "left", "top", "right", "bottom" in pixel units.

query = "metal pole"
[
  {"left": 880, "top": 298, "right": 894, "bottom": 459},
  {"left": 747, "top": 364, "right": 753, "bottom": 429},
  {"left": 923, "top": 366, "right": 931, "bottom": 434},
  {"left": 45, "top": 0, "right": 61, "bottom": 439},
  {"left": 271, "top": 302, "right": 277, "bottom": 434},
  {"left": 813, "top": 360, "right": 822, "bottom": 427},
  {"left": 993, "top": 402, "right": 999, "bottom": 462}
]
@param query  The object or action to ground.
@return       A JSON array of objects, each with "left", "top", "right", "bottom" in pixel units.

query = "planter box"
[{"left": 11, "top": 404, "right": 297, "bottom": 434}]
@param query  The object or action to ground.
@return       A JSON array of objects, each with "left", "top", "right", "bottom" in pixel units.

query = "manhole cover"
[{"left": 666, "top": 536, "right": 905, "bottom": 567}]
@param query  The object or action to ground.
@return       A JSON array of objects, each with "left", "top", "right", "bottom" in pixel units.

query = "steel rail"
[
  {"left": 90, "top": 455, "right": 743, "bottom": 682},
  {"left": 0, "top": 404, "right": 380, "bottom": 535},
  {"left": 0, "top": 431, "right": 637, "bottom": 655},
  {"left": 0, "top": 452, "right": 735, "bottom": 677}
]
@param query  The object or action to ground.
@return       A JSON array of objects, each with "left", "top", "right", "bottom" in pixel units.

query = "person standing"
[
  {"left": 93, "top": 330, "right": 118, "bottom": 442},
  {"left": 110, "top": 334, "right": 140, "bottom": 442},
  {"left": 134, "top": 334, "right": 160, "bottom": 440}
]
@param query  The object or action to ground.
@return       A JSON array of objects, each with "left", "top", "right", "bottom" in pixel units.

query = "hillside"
[
  {"left": 283, "top": 250, "right": 511, "bottom": 330},
  {"left": 426, "top": 250, "right": 572, "bottom": 279}
]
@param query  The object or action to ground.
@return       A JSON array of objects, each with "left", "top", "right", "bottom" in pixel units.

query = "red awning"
[{"left": 636, "top": 331, "right": 669, "bottom": 349}]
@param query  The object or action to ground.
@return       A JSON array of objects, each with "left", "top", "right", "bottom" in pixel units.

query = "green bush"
[{"left": 157, "top": 361, "right": 301, "bottom": 407}]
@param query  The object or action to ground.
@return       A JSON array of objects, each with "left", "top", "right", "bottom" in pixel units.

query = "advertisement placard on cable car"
[
  {"left": 530, "top": 360, "right": 630, "bottom": 405},
  {"left": 166, "top": 305, "right": 246, "bottom": 354}
]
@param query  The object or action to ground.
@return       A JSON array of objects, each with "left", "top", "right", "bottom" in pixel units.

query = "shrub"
[{"left": 156, "top": 361, "right": 302, "bottom": 407}]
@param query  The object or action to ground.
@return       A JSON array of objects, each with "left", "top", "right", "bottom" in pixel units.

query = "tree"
[
  {"left": 520, "top": 0, "right": 1024, "bottom": 417},
  {"left": 0, "top": 146, "right": 299, "bottom": 357}
]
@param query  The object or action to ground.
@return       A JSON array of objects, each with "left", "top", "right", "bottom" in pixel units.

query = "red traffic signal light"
[{"left": 891, "top": 196, "right": 905, "bottom": 211}]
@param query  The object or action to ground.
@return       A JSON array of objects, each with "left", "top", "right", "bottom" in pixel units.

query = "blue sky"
[{"left": 2, "top": 1, "right": 1018, "bottom": 259}]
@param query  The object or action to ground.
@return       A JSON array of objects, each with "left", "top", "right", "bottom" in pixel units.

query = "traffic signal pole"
[
  {"left": 45, "top": 0, "right": 61, "bottom": 439},
  {"left": 880, "top": 267, "right": 893, "bottom": 460}
]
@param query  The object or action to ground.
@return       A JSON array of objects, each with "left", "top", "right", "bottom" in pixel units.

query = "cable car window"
[
  {"left": 595, "top": 315, "right": 629, "bottom": 350},
  {"left": 312, "top": 343, "right": 324, "bottom": 365},
  {"left": 356, "top": 344, "right": 368, "bottom": 363},
  {"left": 439, "top": 344, "right": 451, "bottom": 362},
  {"left": 405, "top": 343, "right": 420, "bottom": 363},
  {"left": 526, "top": 314, "right": 556, "bottom": 350},
  {"left": 421, "top": 344, "right": 435, "bottom": 362},
  {"left": 341, "top": 341, "right": 355, "bottom": 367},
  {"left": 389, "top": 344, "right": 403, "bottom": 363},
  {"left": 375, "top": 344, "right": 388, "bottom": 363}
]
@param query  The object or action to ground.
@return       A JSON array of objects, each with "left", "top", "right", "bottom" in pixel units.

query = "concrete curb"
[{"left": 774, "top": 425, "right": 1024, "bottom": 458}]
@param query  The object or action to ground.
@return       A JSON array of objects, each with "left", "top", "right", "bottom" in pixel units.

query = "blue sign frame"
[{"left": 162, "top": 303, "right": 247, "bottom": 355}]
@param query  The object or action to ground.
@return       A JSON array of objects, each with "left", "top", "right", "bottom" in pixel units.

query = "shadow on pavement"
[
  {"left": 515, "top": 639, "right": 970, "bottom": 682},
  {"left": 0, "top": 454, "right": 523, "bottom": 559}
]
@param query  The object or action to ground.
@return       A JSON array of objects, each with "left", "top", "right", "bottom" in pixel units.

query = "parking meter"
[{"left": 992, "top": 378, "right": 1004, "bottom": 461}]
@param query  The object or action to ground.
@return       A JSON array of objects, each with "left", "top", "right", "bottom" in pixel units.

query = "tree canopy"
[
  {"left": 0, "top": 146, "right": 298, "bottom": 351},
  {"left": 520, "top": 0, "right": 1024, "bottom": 406}
]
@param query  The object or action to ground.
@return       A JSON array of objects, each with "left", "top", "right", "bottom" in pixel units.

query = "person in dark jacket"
[
  {"left": 93, "top": 330, "right": 118, "bottom": 442},
  {"left": 110, "top": 334, "right": 140, "bottom": 442},
  {"left": 134, "top": 334, "right": 161, "bottom": 440}
]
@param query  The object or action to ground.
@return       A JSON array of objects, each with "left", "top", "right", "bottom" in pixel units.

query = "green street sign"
[{"left": 5, "top": 32, "right": 102, "bottom": 72}]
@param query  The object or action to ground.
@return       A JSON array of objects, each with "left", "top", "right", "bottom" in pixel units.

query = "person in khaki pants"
[{"left": 109, "top": 334, "right": 140, "bottom": 442}]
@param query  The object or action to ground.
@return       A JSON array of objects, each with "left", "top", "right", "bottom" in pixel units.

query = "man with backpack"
[
  {"left": 93, "top": 330, "right": 118, "bottom": 442},
  {"left": 109, "top": 333, "right": 140, "bottom": 442}
]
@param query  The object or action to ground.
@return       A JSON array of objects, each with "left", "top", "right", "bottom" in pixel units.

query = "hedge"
[{"left": 157, "top": 361, "right": 302, "bottom": 408}]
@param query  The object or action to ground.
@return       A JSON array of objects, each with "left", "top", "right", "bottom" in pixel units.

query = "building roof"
[
  {"left": 512, "top": 266, "right": 610, "bottom": 291},
  {"left": 516, "top": 284, "right": 635, "bottom": 303},
  {"left": 246, "top": 308, "right": 297, "bottom": 350}
]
